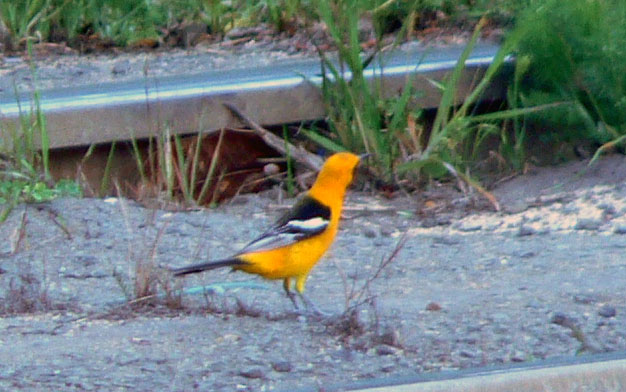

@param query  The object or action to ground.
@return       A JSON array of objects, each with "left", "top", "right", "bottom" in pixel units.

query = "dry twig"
[{"left": 223, "top": 103, "right": 324, "bottom": 171}]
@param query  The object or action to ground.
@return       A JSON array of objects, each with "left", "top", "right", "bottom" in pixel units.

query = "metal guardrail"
[
  {"left": 293, "top": 351, "right": 626, "bottom": 392},
  {"left": 0, "top": 43, "right": 506, "bottom": 149}
]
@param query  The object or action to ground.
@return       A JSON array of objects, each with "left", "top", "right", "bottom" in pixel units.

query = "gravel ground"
[{"left": 0, "top": 155, "right": 625, "bottom": 391}]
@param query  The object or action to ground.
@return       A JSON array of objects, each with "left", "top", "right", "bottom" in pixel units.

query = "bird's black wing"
[{"left": 236, "top": 195, "right": 331, "bottom": 255}]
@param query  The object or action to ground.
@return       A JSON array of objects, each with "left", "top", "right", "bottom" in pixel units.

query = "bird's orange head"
[{"left": 308, "top": 152, "right": 362, "bottom": 202}]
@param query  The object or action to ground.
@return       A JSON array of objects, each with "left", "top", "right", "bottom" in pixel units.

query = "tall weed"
[
  {"left": 308, "top": 0, "right": 419, "bottom": 184},
  {"left": 310, "top": 8, "right": 534, "bottom": 188},
  {"left": 510, "top": 0, "right": 626, "bottom": 161}
]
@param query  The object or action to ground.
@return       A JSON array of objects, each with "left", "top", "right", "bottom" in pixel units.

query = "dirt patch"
[
  {"left": 493, "top": 154, "right": 626, "bottom": 212},
  {"left": 0, "top": 155, "right": 625, "bottom": 390}
]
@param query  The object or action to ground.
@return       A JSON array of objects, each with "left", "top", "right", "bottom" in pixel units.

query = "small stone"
[
  {"left": 435, "top": 216, "right": 452, "bottom": 226},
  {"left": 517, "top": 225, "right": 536, "bottom": 237},
  {"left": 75, "top": 255, "right": 97, "bottom": 266},
  {"left": 230, "top": 195, "right": 249, "bottom": 205},
  {"left": 511, "top": 351, "right": 526, "bottom": 362},
  {"left": 551, "top": 312, "right": 575, "bottom": 328},
  {"left": 239, "top": 368, "right": 265, "bottom": 379},
  {"left": 271, "top": 361, "right": 292, "bottom": 373},
  {"left": 263, "top": 163, "right": 280, "bottom": 176},
  {"left": 483, "top": 222, "right": 502, "bottom": 231},
  {"left": 598, "top": 305, "right": 616, "bottom": 318},
  {"left": 330, "top": 348, "right": 354, "bottom": 361},
  {"left": 459, "top": 349, "right": 476, "bottom": 358},
  {"left": 491, "top": 313, "right": 511, "bottom": 324},
  {"left": 381, "top": 364, "right": 396, "bottom": 373},
  {"left": 457, "top": 223, "right": 482, "bottom": 232},
  {"left": 89, "top": 268, "right": 109, "bottom": 278},
  {"left": 613, "top": 224, "right": 626, "bottom": 235},
  {"left": 598, "top": 203, "right": 617, "bottom": 215},
  {"left": 165, "top": 225, "right": 190, "bottom": 236},
  {"left": 505, "top": 201, "right": 528, "bottom": 214},
  {"left": 526, "top": 299, "right": 542, "bottom": 309},
  {"left": 561, "top": 205, "right": 579, "bottom": 214},
  {"left": 112, "top": 60, "right": 131, "bottom": 75},
  {"left": 362, "top": 227, "right": 377, "bottom": 238},
  {"left": 379, "top": 327, "right": 402, "bottom": 348},
  {"left": 426, "top": 302, "right": 442, "bottom": 311},
  {"left": 380, "top": 227, "right": 394, "bottom": 237},
  {"left": 573, "top": 293, "right": 598, "bottom": 305},
  {"left": 375, "top": 344, "right": 401, "bottom": 356},
  {"left": 432, "top": 236, "right": 459, "bottom": 246},
  {"left": 574, "top": 218, "right": 602, "bottom": 231},
  {"left": 373, "top": 238, "right": 386, "bottom": 247}
]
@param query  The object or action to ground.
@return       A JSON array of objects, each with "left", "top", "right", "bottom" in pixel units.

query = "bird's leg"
[
  {"left": 283, "top": 278, "right": 300, "bottom": 310},
  {"left": 292, "top": 276, "right": 331, "bottom": 317},
  {"left": 297, "top": 292, "right": 331, "bottom": 317}
]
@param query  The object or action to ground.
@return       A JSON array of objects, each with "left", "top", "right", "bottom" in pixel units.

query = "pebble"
[
  {"left": 229, "top": 195, "right": 250, "bottom": 205},
  {"left": 574, "top": 218, "right": 602, "bottom": 231},
  {"left": 380, "top": 363, "right": 396, "bottom": 373},
  {"left": 380, "top": 227, "right": 394, "bottom": 237},
  {"left": 75, "top": 255, "right": 97, "bottom": 266},
  {"left": 551, "top": 312, "right": 575, "bottom": 328},
  {"left": 613, "top": 224, "right": 626, "bottom": 235},
  {"left": 111, "top": 60, "right": 131, "bottom": 75},
  {"left": 598, "top": 305, "right": 617, "bottom": 318},
  {"left": 510, "top": 350, "right": 526, "bottom": 362},
  {"left": 90, "top": 268, "right": 109, "bottom": 278},
  {"left": 505, "top": 201, "right": 528, "bottom": 214},
  {"left": 375, "top": 344, "right": 401, "bottom": 356},
  {"left": 379, "top": 327, "right": 402, "bottom": 348},
  {"left": 425, "top": 302, "right": 442, "bottom": 311},
  {"left": 459, "top": 349, "right": 476, "bottom": 358},
  {"left": 271, "top": 361, "right": 292, "bottom": 373},
  {"left": 561, "top": 205, "right": 579, "bottom": 214},
  {"left": 362, "top": 227, "right": 377, "bottom": 238},
  {"left": 165, "top": 225, "right": 191, "bottom": 236},
  {"left": 573, "top": 293, "right": 599, "bottom": 305},
  {"left": 517, "top": 225, "right": 536, "bottom": 237},
  {"left": 516, "top": 250, "right": 536, "bottom": 258},
  {"left": 456, "top": 223, "right": 482, "bottom": 232},
  {"left": 598, "top": 202, "right": 617, "bottom": 215},
  {"left": 330, "top": 349, "right": 354, "bottom": 362},
  {"left": 263, "top": 163, "right": 280, "bottom": 176},
  {"left": 373, "top": 238, "right": 386, "bottom": 246},
  {"left": 238, "top": 368, "right": 265, "bottom": 379},
  {"left": 432, "top": 236, "right": 460, "bottom": 246}
]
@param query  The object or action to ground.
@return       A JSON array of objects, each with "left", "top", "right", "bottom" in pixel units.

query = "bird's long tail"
[{"left": 170, "top": 258, "right": 246, "bottom": 276}]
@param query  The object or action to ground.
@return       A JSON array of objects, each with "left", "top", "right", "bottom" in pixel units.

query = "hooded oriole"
[{"left": 171, "top": 152, "right": 362, "bottom": 312}]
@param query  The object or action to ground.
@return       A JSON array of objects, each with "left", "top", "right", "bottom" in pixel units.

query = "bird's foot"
[{"left": 295, "top": 293, "right": 332, "bottom": 320}]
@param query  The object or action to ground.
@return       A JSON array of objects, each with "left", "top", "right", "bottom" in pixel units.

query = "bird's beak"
[{"left": 358, "top": 153, "right": 371, "bottom": 161}]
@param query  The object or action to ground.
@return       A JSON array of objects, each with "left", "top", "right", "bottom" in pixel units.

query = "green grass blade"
[
  {"left": 129, "top": 137, "right": 147, "bottom": 184},
  {"left": 189, "top": 130, "right": 205, "bottom": 201},
  {"left": 431, "top": 18, "right": 486, "bottom": 140},
  {"left": 301, "top": 129, "right": 346, "bottom": 153},
  {"left": 100, "top": 141, "right": 116, "bottom": 197},
  {"left": 173, "top": 134, "right": 190, "bottom": 201},
  {"left": 196, "top": 129, "right": 225, "bottom": 205}
]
